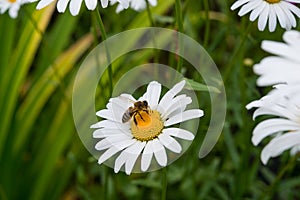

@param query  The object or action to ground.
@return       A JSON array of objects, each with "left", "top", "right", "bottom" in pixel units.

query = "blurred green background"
[{"left": 0, "top": 0, "right": 299, "bottom": 199}]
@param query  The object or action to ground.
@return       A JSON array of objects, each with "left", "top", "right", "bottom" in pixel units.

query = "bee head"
[{"left": 143, "top": 101, "right": 148, "bottom": 107}]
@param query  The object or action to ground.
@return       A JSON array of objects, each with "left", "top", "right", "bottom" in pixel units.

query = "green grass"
[{"left": 0, "top": 0, "right": 299, "bottom": 199}]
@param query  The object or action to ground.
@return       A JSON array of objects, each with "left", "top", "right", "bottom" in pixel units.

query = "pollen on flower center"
[
  {"left": 131, "top": 110, "right": 164, "bottom": 142},
  {"left": 8, "top": 0, "right": 17, "bottom": 3},
  {"left": 265, "top": 0, "right": 281, "bottom": 3}
]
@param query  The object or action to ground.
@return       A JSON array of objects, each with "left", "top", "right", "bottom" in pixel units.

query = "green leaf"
[
  {"left": 184, "top": 78, "right": 221, "bottom": 93},
  {"left": 13, "top": 33, "right": 93, "bottom": 155}
]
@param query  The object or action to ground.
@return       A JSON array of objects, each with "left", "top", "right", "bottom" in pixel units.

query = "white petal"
[
  {"left": 231, "top": 0, "right": 250, "bottom": 10},
  {"left": 163, "top": 128, "right": 195, "bottom": 140},
  {"left": 249, "top": 2, "right": 266, "bottom": 21},
  {"left": 280, "top": 2, "right": 296, "bottom": 28},
  {"left": 93, "top": 128, "right": 130, "bottom": 138},
  {"left": 90, "top": 120, "right": 128, "bottom": 129},
  {"left": 95, "top": 134, "right": 131, "bottom": 150},
  {"left": 274, "top": 3, "right": 287, "bottom": 29},
  {"left": 161, "top": 95, "right": 192, "bottom": 120},
  {"left": 257, "top": 4, "right": 269, "bottom": 31},
  {"left": 100, "top": 0, "right": 108, "bottom": 7},
  {"left": 157, "top": 80, "right": 186, "bottom": 115},
  {"left": 84, "top": 0, "right": 97, "bottom": 10},
  {"left": 117, "top": 0, "right": 129, "bottom": 8},
  {"left": 69, "top": 0, "right": 82, "bottom": 16},
  {"left": 57, "top": 0, "right": 70, "bottom": 12},
  {"left": 114, "top": 141, "right": 146, "bottom": 175},
  {"left": 164, "top": 109, "right": 203, "bottom": 126},
  {"left": 36, "top": 0, "right": 54, "bottom": 9},
  {"left": 151, "top": 139, "right": 167, "bottom": 167},
  {"left": 141, "top": 141, "right": 154, "bottom": 172},
  {"left": 268, "top": 5, "right": 277, "bottom": 32},
  {"left": 261, "top": 131, "right": 300, "bottom": 164},
  {"left": 98, "top": 139, "right": 136, "bottom": 164},
  {"left": 238, "top": 0, "right": 260, "bottom": 16},
  {"left": 252, "top": 118, "right": 300, "bottom": 145},
  {"left": 140, "top": 81, "right": 161, "bottom": 109},
  {"left": 96, "top": 109, "right": 119, "bottom": 122},
  {"left": 158, "top": 133, "right": 182, "bottom": 153},
  {"left": 148, "top": 0, "right": 157, "bottom": 6}
]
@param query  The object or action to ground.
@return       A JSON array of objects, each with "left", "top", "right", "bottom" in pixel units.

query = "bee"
[{"left": 122, "top": 100, "right": 150, "bottom": 126}]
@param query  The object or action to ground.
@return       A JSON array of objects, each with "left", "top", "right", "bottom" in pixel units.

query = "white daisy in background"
[
  {"left": 33, "top": 0, "right": 129, "bottom": 16},
  {"left": 110, "top": 0, "right": 157, "bottom": 13},
  {"left": 246, "top": 84, "right": 300, "bottom": 164},
  {"left": 231, "top": 0, "right": 300, "bottom": 32},
  {"left": 91, "top": 80, "right": 203, "bottom": 175},
  {"left": 0, "top": 0, "right": 28, "bottom": 18},
  {"left": 253, "top": 30, "right": 300, "bottom": 86}
]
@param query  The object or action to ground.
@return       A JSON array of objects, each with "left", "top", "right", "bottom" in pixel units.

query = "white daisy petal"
[
  {"left": 252, "top": 118, "right": 300, "bottom": 145},
  {"left": 69, "top": 0, "right": 82, "bottom": 16},
  {"left": 161, "top": 95, "right": 192, "bottom": 120},
  {"left": 268, "top": 5, "right": 277, "bottom": 32},
  {"left": 124, "top": 141, "right": 146, "bottom": 175},
  {"left": 114, "top": 141, "right": 145, "bottom": 174},
  {"left": 231, "top": 0, "right": 250, "bottom": 10},
  {"left": 232, "top": 0, "right": 300, "bottom": 32},
  {"left": 84, "top": 0, "right": 96, "bottom": 10},
  {"left": 151, "top": 139, "right": 167, "bottom": 167},
  {"left": 95, "top": 134, "right": 131, "bottom": 150},
  {"left": 98, "top": 139, "right": 136, "bottom": 164},
  {"left": 157, "top": 80, "right": 186, "bottom": 114},
  {"left": 261, "top": 132, "right": 300, "bottom": 164},
  {"left": 141, "top": 141, "right": 154, "bottom": 172},
  {"left": 249, "top": 2, "right": 266, "bottom": 21},
  {"left": 57, "top": 0, "right": 69, "bottom": 12},
  {"left": 36, "top": 0, "right": 54, "bottom": 9},
  {"left": 158, "top": 133, "right": 182, "bottom": 153},
  {"left": 140, "top": 81, "right": 161, "bottom": 109},
  {"left": 163, "top": 128, "right": 195, "bottom": 140},
  {"left": 257, "top": 5, "right": 269, "bottom": 31},
  {"left": 164, "top": 109, "right": 203, "bottom": 126}
]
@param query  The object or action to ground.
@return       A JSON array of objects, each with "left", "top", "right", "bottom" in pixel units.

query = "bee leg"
[
  {"left": 134, "top": 117, "right": 138, "bottom": 126},
  {"left": 137, "top": 112, "right": 145, "bottom": 121}
]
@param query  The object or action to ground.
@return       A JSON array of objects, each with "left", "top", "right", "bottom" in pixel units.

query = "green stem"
[
  {"left": 203, "top": 0, "right": 210, "bottom": 48},
  {"left": 146, "top": 0, "right": 159, "bottom": 66},
  {"left": 266, "top": 156, "right": 297, "bottom": 199},
  {"left": 102, "top": 166, "right": 108, "bottom": 200},
  {"left": 175, "top": 0, "right": 184, "bottom": 73},
  {"left": 161, "top": 167, "right": 167, "bottom": 200},
  {"left": 223, "top": 23, "right": 252, "bottom": 84},
  {"left": 146, "top": 0, "right": 155, "bottom": 27},
  {"left": 94, "top": 8, "right": 113, "bottom": 96}
]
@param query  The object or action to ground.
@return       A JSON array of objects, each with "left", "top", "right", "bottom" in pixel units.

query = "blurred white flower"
[
  {"left": 33, "top": 0, "right": 129, "bottom": 16},
  {"left": 253, "top": 30, "right": 300, "bottom": 86},
  {"left": 231, "top": 0, "right": 300, "bottom": 32},
  {"left": 91, "top": 80, "right": 203, "bottom": 175},
  {"left": 110, "top": 0, "right": 157, "bottom": 13},
  {"left": 0, "top": 0, "right": 28, "bottom": 18},
  {"left": 247, "top": 84, "right": 300, "bottom": 164}
]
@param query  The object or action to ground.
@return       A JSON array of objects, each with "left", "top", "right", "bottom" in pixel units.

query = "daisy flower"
[
  {"left": 33, "top": 0, "right": 129, "bottom": 16},
  {"left": 246, "top": 84, "right": 300, "bottom": 164},
  {"left": 110, "top": 0, "right": 157, "bottom": 13},
  {"left": 231, "top": 0, "right": 300, "bottom": 32},
  {"left": 253, "top": 30, "right": 300, "bottom": 86},
  {"left": 0, "top": 0, "right": 28, "bottom": 18},
  {"left": 91, "top": 80, "right": 203, "bottom": 175}
]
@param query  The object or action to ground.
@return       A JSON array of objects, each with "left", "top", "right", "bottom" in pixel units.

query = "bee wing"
[{"left": 119, "top": 94, "right": 136, "bottom": 104}]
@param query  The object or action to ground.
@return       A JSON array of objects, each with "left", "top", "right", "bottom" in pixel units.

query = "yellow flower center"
[
  {"left": 8, "top": 0, "right": 16, "bottom": 3},
  {"left": 131, "top": 110, "right": 164, "bottom": 142},
  {"left": 265, "top": 0, "right": 281, "bottom": 3}
]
